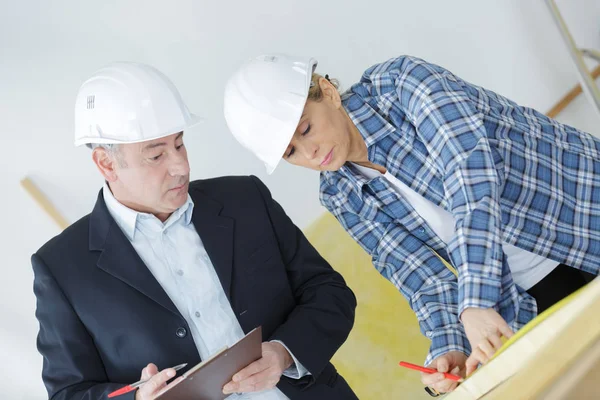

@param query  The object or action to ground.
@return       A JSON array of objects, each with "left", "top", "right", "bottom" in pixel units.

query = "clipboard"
[{"left": 156, "top": 326, "right": 263, "bottom": 400}]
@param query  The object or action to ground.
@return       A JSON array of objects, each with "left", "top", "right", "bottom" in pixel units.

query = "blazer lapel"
[
  {"left": 189, "top": 188, "right": 235, "bottom": 300},
  {"left": 89, "top": 190, "right": 181, "bottom": 317}
]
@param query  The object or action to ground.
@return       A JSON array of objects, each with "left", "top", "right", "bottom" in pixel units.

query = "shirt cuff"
[
  {"left": 271, "top": 340, "right": 311, "bottom": 379},
  {"left": 458, "top": 274, "right": 503, "bottom": 317},
  {"left": 425, "top": 324, "right": 471, "bottom": 366}
]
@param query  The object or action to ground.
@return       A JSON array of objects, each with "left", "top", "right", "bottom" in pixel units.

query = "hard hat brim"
[
  {"left": 263, "top": 58, "right": 318, "bottom": 175},
  {"left": 74, "top": 114, "right": 204, "bottom": 147}
]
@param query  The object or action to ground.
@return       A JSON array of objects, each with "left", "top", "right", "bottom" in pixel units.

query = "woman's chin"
[{"left": 322, "top": 161, "right": 344, "bottom": 172}]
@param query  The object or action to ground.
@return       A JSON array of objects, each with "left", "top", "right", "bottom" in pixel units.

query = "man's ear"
[{"left": 92, "top": 147, "right": 118, "bottom": 182}]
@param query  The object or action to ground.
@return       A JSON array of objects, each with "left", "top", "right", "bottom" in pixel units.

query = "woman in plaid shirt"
[{"left": 224, "top": 54, "right": 600, "bottom": 393}]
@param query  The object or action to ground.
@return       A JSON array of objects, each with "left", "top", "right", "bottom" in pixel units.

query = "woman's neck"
[
  {"left": 343, "top": 109, "right": 386, "bottom": 174},
  {"left": 343, "top": 109, "right": 369, "bottom": 163}
]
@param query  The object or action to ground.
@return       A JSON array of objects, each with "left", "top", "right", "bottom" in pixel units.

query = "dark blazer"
[{"left": 33, "top": 175, "right": 358, "bottom": 400}]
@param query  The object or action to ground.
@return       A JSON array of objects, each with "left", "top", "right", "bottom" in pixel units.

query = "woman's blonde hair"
[{"left": 308, "top": 73, "right": 340, "bottom": 102}]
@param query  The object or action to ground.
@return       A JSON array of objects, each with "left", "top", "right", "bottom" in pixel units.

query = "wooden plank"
[
  {"left": 481, "top": 281, "right": 600, "bottom": 399},
  {"left": 537, "top": 337, "right": 600, "bottom": 399},
  {"left": 20, "top": 177, "right": 69, "bottom": 230},
  {"left": 546, "top": 65, "right": 600, "bottom": 118},
  {"left": 446, "top": 278, "right": 600, "bottom": 399}
]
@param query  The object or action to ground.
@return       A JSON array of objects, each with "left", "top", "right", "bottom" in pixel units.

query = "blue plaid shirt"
[{"left": 320, "top": 56, "right": 600, "bottom": 364}]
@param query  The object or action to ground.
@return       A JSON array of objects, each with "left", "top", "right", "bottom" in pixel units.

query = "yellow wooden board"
[
  {"left": 446, "top": 277, "right": 600, "bottom": 400},
  {"left": 305, "top": 213, "right": 432, "bottom": 399}
]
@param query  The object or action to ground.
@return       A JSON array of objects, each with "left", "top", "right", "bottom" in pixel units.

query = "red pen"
[
  {"left": 107, "top": 363, "right": 188, "bottom": 398},
  {"left": 399, "top": 361, "right": 464, "bottom": 382}
]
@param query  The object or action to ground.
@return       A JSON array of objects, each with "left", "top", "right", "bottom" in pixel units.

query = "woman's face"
[{"left": 283, "top": 79, "right": 354, "bottom": 172}]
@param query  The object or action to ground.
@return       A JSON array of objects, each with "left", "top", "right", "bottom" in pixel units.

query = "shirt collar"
[
  {"left": 102, "top": 182, "right": 194, "bottom": 241},
  {"left": 341, "top": 89, "right": 397, "bottom": 148},
  {"left": 335, "top": 91, "right": 398, "bottom": 186},
  {"left": 166, "top": 194, "right": 194, "bottom": 228}
]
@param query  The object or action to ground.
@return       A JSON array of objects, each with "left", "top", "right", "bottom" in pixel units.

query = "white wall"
[{"left": 1, "top": 0, "right": 599, "bottom": 398}]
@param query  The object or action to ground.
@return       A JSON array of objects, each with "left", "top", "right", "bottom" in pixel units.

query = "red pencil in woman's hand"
[{"left": 399, "top": 361, "right": 464, "bottom": 382}]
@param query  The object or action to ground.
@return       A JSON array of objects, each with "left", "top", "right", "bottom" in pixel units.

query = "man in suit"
[{"left": 32, "top": 62, "right": 357, "bottom": 400}]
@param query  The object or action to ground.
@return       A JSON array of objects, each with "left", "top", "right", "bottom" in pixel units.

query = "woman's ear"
[{"left": 319, "top": 77, "right": 341, "bottom": 109}]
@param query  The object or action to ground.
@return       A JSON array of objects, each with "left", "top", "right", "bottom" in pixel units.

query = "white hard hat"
[
  {"left": 74, "top": 62, "right": 202, "bottom": 147},
  {"left": 224, "top": 54, "right": 317, "bottom": 174}
]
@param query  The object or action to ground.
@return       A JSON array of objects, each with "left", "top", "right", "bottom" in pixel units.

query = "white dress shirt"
[
  {"left": 103, "top": 183, "right": 309, "bottom": 399},
  {"left": 353, "top": 164, "right": 559, "bottom": 290}
]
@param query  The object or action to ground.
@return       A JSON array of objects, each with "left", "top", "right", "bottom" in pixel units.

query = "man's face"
[{"left": 98, "top": 132, "right": 190, "bottom": 220}]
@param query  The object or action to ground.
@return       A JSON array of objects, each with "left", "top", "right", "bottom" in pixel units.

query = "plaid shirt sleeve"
[
  {"left": 320, "top": 180, "right": 471, "bottom": 364},
  {"left": 390, "top": 57, "right": 507, "bottom": 316}
]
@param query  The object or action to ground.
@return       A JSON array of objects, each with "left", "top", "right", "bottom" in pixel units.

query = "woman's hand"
[
  {"left": 461, "top": 307, "right": 514, "bottom": 375},
  {"left": 420, "top": 351, "right": 467, "bottom": 393}
]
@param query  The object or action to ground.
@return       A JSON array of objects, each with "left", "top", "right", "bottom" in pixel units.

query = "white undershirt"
[{"left": 353, "top": 163, "right": 559, "bottom": 290}]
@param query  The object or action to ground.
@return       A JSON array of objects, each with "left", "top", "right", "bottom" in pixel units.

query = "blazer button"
[{"left": 176, "top": 327, "right": 187, "bottom": 338}]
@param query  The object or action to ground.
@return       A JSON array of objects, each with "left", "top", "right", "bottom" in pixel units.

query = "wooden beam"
[
  {"left": 546, "top": 65, "right": 600, "bottom": 118},
  {"left": 445, "top": 278, "right": 600, "bottom": 399},
  {"left": 20, "top": 177, "right": 69, "bottom": 230},
  {"left": 483, "top": 279, "right": 600, "bottom": 399}
]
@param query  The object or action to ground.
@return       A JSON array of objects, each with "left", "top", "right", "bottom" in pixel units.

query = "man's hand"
[
  {"left": 135, "top": 363, "right": 184, "bottom": 400},
  {"left": 461, "top": 307, "right": 514, "bottom": 375},
  {"left": 420, "top": 351, "right": 467, "bottom": 393},
  {"left": 222, "top": 342, "right": 293, "bottom": 394}
]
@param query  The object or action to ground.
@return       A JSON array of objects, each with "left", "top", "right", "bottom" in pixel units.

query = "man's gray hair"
[
  {"left": 88, "top": 143, "right": 127, "bottom": 167},
  {"left": 88, "top": 143, "right": 117, "bottom": 151}
]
